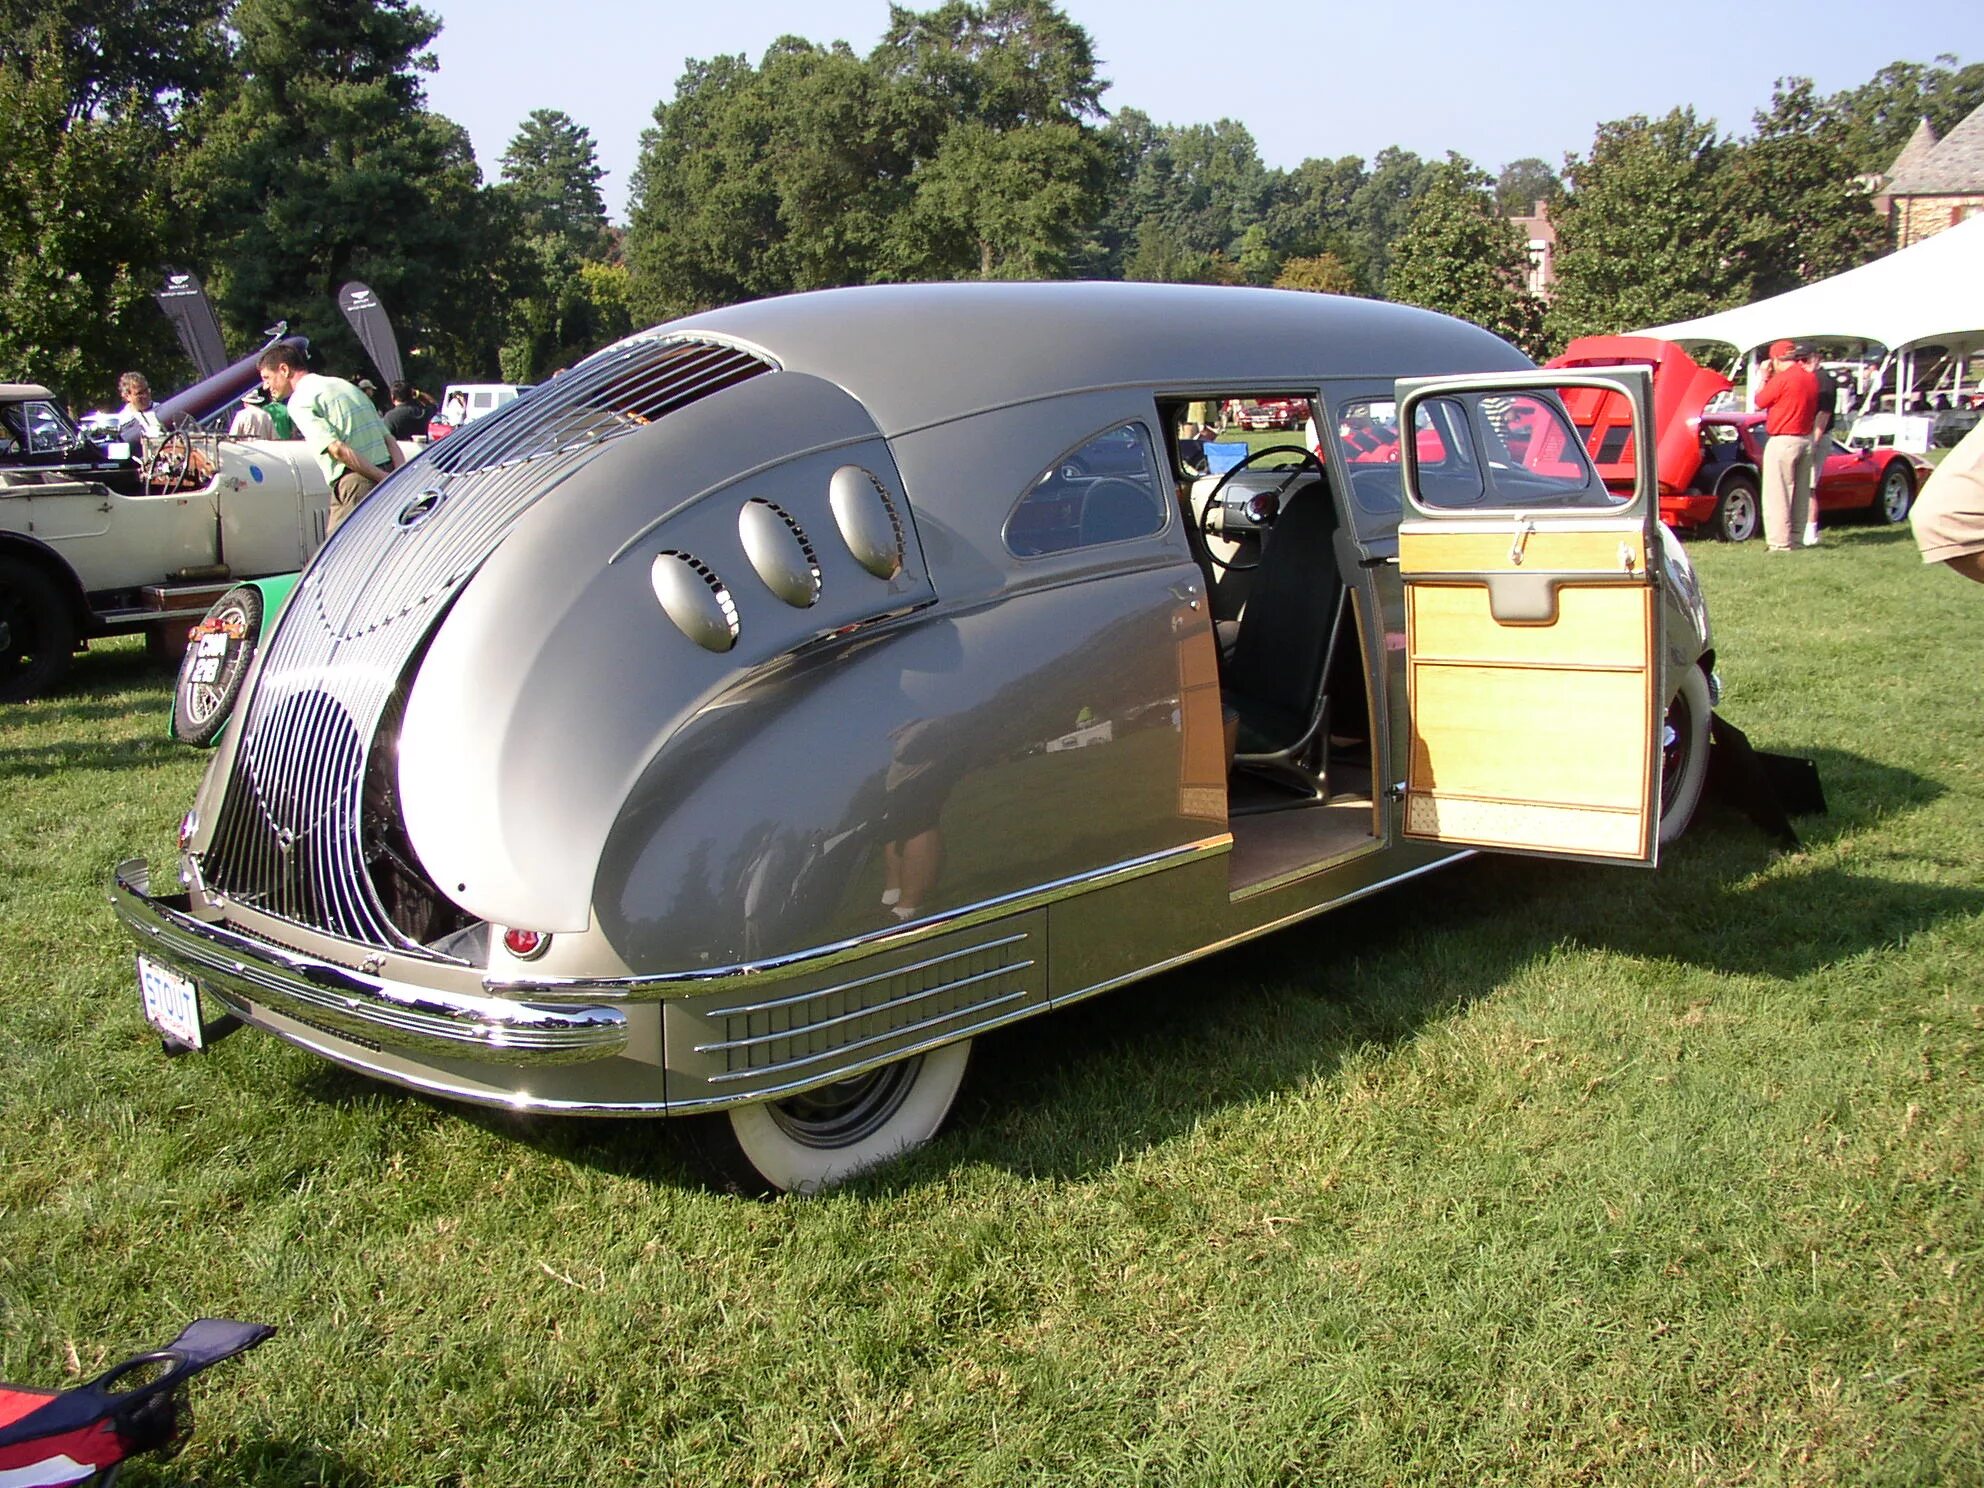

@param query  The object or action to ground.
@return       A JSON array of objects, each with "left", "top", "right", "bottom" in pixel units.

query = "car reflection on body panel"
[{"left": 112, "top": 283, "right": 1718, "bottom": 1193}]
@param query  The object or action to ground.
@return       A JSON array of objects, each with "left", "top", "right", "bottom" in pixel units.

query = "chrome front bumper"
[{"left": 108, "top": 859, "right": 628, "bottom": 1066}]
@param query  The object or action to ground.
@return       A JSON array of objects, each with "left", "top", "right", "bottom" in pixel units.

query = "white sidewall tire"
[
  {"left": 726, "top": 1040, "right": 973, "bottom": 1194},
  {"left": 1659, "top": 665, "right": 1712, "bottom": 846}
]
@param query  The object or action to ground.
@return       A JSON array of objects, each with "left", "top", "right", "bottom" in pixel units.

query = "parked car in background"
[
  {"left": 1545, "top": 336, "right": 1926, "bottom": 542},
  {"left": 113, "top": 282, "right": 1722, "bottom": 1193},
  {"left": 2, "top": 389, "right": 334, "bottom": 702},
  {"left": 426, "top": 381, "right": 533, "bottom": 439},
  {"left": 1237, "top": 397, "right": 1308, "bottom": 431},
  {"left": 1680, "top": 413, "right": 1928, "bottom": 541}
]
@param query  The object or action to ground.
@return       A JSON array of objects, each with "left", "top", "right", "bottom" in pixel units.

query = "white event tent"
[{"left": 1631, "top": 214, "right": 1984, "bottom": 414}]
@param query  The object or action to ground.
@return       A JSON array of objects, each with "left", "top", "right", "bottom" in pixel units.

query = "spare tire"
[{"left": 173, "top": 584, "right": 264, "bottom": 745}]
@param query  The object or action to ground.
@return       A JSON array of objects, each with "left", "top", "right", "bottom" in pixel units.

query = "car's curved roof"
[
  {"left": 1, "top": 383, "right": 58, "bottom": 401},
  {"left": 665, "top": 282, "right": 1533, "bottom": 434}
]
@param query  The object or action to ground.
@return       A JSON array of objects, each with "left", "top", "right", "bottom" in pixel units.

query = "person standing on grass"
[
  {"left": 256, "top": 343, "right": 402, "bottom": 536},
  {"left": 1755, "top": 339, "right": 1818, "bottom": 552},
  {"left": 1912, "top": 417, "right": 1984, "bottom": 586},
  {"left": 1798, "top": 345, "right": 1838, "bottom": 546}
]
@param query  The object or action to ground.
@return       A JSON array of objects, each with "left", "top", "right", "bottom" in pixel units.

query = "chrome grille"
[
  {"left": 199, "top": 337, "right": 779, "bottom": 955},
  {"left": 425, "top": 338, "right": 775, "bottom": 476},
  {"left": 696, "top": 933, "right": 1036, "bottom": 1083}
]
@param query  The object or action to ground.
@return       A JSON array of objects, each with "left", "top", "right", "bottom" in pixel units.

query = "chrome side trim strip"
[
  {"left": 695, "top": 960, "right": 1035, "bottom": 1057},
  {"left": 109, "top": 860, "right": 627, "bottom": 1065},
  {"left": 700, "top": 932, "right": 1031, "bottom": 1019},
  {"left": 494, "top": 834, "right": 1231, "bottom": 1003},
  {"left": 1054, "top": 850, "right": 1476, "bottom": 1011},
  {"left": 702, "top": 984, "right": 1032, "bottom": 1084}
]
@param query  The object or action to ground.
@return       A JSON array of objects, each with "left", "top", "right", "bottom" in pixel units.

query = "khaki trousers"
[
  {"left": 1762, "top": 434, "right": 1812, "bottom": 551},
  {"left": 327, "top": 467, "right": 383, "bottom": 536}
]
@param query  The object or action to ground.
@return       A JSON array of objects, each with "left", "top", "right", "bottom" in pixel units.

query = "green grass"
[{"left": 3, "top": 522, "right": 1980, "bottom": 1486}]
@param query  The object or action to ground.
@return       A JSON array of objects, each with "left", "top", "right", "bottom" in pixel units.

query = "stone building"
[
  {"left": 1507, "top": 199, "right": 1557, "bottom": 298},
  {"left": 1876, "top": 103, "right": 1984, "bottom": 248}
]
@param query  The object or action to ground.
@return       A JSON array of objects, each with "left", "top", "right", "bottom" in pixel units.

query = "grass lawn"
[{"left": 2, "top": 521, "right": 1979, "bottom": 1486}]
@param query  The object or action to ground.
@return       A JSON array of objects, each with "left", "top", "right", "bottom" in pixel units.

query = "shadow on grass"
[
  {"left": 0, "top": 733, "right": 183, "bottom": 780},
  {"left": 280, "top": 745, "right": 1974, "bottom": 1195}
]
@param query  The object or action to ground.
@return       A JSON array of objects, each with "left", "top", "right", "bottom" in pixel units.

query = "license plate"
[
  {"left": 138, "top": 955, "right": 204, "bottom": 1049},
  {"left": 189, "top": 632, "right": 228, "bottom": 683}
]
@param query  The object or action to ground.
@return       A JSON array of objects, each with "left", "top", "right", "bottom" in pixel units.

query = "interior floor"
[{"left": 1225, "top": 757, "right": 1377, "bottom": 895}]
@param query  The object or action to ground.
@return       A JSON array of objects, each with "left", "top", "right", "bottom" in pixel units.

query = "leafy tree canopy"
[
  {"left": 0, "top": 46, "right": 180, "bottom": 402},
  {"left": 500, "top": 107, "right": 610, "bottom": 253},
  {"left": 1828, "top": 54, "right": 1984, "bottom": 176},
  {"left": 1386, "top": 154, "right": 1545, "bottom": 356},
  {"left": 1493, "top": 156, "right": 1561, "bottom": 217},
  {"left": 0, "top": 0, "right": 227, "bottom": 123},
  {"left": 1546, "top": 108, "right": 1737, "bottom": 346},
  {"left": 176, "top": 0, "right": 505, "bottom": 381}
]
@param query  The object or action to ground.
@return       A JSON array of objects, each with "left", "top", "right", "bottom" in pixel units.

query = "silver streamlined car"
[{"left": 112, "top": 283, "right": 1718, "bottom": 1192}]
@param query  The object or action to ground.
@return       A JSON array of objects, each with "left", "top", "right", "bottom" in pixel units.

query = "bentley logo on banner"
[
  {"left": 154, "top": 268, "right": 230, "bottom": 381},
  {"left": 338, "top": 280, "right": 404, "bottom": 389}
]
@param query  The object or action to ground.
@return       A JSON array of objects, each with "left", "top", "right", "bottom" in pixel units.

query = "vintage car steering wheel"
[
  {"left": 141, "top": 429, "right": 197, "bottom": 494},
  {"left": 1198, "top": 444, "right": 1324, "bottom": 572}
]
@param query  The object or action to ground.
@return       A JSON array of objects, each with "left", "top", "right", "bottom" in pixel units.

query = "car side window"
[
  {"left": 1005, "top": 422, "right": 1168, "bottom": 557},
  {"left": 1335, "top": 397, "right": 1472, "bottom": 515},
  {"left": 1410, "top": 391, "right": 1618, "bottom": 511}
]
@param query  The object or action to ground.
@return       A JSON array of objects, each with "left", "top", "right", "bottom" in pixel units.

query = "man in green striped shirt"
[{"left": 257, "top": 343, "right": 405, "bottom": 535}]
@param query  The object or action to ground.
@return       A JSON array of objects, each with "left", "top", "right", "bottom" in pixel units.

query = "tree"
[
  {"left": 1386, "top": 154, "right": 1545, "bottom": 356},
  {"left": 626, "top": 1, "right": 1111, "bottom": 314},
  {"left": 0, "top": 0, "right": 227, "bottom": 124},
  {"left": 496, "top": 109, "right": 618, "bottom": 378},
  {"left": 1724, "top": 79, "right": 1887, "bottom": 298},
  {"left": 499, "top": 108, "right": 609, "bottom": 255},
  {"left": 1546, "top": 108, "right": 1740, "bottom": 346},
  {"left": 625, "top": 41, "right": 912, "bottom": 319},
  {"left": 0, "top": 46, "right": 180, "bottom": 404},
  {"left": 1828, "top": 54, "right": 1984, "bottom": 176},
  {"left": 1493, "top": 156, "right": 1561, "bottom": 217},
  {"left": 1273, "top": 252, "right": 1361, "bottom": 296},
  {"left": 175, "top": 0, "right": 507, "bottom": 380},
  {"left": 1346, "top": 146, "right": 1433, "bottom": 293},
  {"left": 876, "top": 0, "right": 1111, "bottom": 280},
  {"left": 1260, "top": 153, "right": 1373, "bottom": 291}
]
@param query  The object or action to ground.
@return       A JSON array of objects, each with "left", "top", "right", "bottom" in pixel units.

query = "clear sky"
[{"left": 418, "top": 0, "right": 1984, "bottom": 222}]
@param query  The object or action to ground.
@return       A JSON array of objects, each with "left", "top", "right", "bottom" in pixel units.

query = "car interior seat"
[{"left": 1221, "top": 487, "right": 1347, "bottom": 806}]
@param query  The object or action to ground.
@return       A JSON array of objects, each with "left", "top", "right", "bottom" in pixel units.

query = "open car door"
[{"left": 1394, "top": 366, "right": 1664, "bottom": 865}]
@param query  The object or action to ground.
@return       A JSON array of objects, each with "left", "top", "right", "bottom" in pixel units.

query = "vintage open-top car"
[{"left": 112, "top": 283, "right": 1718, "bottom": 1192}]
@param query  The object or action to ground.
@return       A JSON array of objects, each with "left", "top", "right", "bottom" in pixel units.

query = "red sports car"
[{"left": 1668, "top": 413, "right": 1929, "bottom": 542}]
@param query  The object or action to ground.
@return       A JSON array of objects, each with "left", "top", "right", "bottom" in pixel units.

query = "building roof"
[
  {"left": 1882, "top": 116, "right": 1941, "bottom": 188},
  {"left": 1887, "top": 102, "right": 1984, "bottom": 195}
]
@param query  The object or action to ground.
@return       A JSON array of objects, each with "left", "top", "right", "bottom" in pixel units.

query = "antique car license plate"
[
  {"left": 188, "top": 631, "right": 228, "bottom": 684},
  {"left": 137, "top": 954, "right": 203, "bottom": 1049}
]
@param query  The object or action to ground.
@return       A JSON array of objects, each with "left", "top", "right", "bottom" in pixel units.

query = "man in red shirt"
[{"left": 1754, "top": 338, "right": 1819, "bottom": 551}]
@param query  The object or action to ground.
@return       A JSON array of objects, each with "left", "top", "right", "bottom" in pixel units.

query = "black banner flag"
[
  {"left": 154, "top": 269, "right": 229, "bottom": 381},
  {"left": 337, "top": 281, "right": 404, "bottom": 388}
]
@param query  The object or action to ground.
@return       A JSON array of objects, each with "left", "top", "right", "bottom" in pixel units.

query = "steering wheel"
[
  {"left": 1197, "top": 443, "right": 1324, "bottom": 572},
  {"left": 142, "top": 429, "right": 196, "bottom": 494}
]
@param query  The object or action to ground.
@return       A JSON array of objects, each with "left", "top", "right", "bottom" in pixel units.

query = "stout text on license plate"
[{"left": 138, "top": 955, "right": 203, "bottom": 1049}]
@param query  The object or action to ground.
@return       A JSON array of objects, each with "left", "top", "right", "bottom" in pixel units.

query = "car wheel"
[
  {"left": 1711, "top": 475, "right": 1760, "bottom": 542},
  {"left": 1659, "top": 664, "right": 1711, "bottom": 846},
  {"left": 172, "top": 584, "right": 263, "bottom": 745},
  {"left": 0, "top": 555, "right": 76, "bottom": 703},
  {"left": 1875, "top": 464, "right": 1914, "bottom": 525},
  {"left": 700, "top": 1041, "right": 973, "bottom": 1194}
]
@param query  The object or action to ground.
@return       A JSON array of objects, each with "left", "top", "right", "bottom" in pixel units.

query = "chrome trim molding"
[
  {"left": 1054, "top": 850, "right": 1476, "bottom": 1011},
  {"left": 492, "top": 834, "right": 1232, "bottom": 1003},
  {"left": 110, "top": 859, "right": 627, "bottom": 1065}
]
